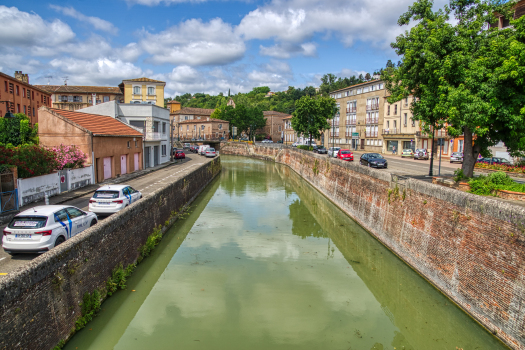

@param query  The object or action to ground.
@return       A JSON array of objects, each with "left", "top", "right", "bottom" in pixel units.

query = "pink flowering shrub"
[{"left": 50, "top": 144, "right": 87, "bottom": 170}]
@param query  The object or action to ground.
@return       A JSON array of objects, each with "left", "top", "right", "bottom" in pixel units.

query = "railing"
[
  {"left": 366, "top": 102, "right": 379, "bottom": 111},
  {"left": 145, "top": 131, "right": 167, "bottom": 141},
  {"left": 330, "top": 132, "right": 339, "bottom": 137},
  {"left": 332, "top": 121, "right": 339, "bottom": 126},
  {"left": 366, "top": 118, "right": 379, "bottom": 124},
  {"left": 0, "top": 189, "right": 18, "bottom": 214},
  {"left": 346, "top": 107, "right": 357, "bottom": 113},
  {"left": 366, "top": 131, "right": 378, "bottom": 138},
  {"left": 346, "top": 119, "right": 357, "bottom": 125},
  {"left": 382, "top": 128, "right": 398, "bottom": 134}
]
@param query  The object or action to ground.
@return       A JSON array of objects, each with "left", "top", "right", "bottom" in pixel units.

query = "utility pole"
[{"left": 170, "top": 119, "right": 174, "bottom": 162}]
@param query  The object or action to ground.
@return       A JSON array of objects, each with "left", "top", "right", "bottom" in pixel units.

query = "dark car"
[
  {"left": 174, "top": 150, "right": 185, "bottom": 159},
  {"left": 477, "top": 157, "right": 511, "bottom": 165},
  {"left": 360, "top": 153, "right": 388, "bottom": 168},
  {"left": 313, "top": 146, "right": 328, "bottom": 154}
]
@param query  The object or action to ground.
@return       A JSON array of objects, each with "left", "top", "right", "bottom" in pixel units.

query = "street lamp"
[{"left": 332, "top": 105, "right": 338, "bottom": 156}]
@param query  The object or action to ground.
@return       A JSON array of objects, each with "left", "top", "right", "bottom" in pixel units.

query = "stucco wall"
[
  {"left": 221, "top": 142, "right": 525, "bottom": 350},
  {"left": 93, "top": 136, "right": 142, "bottom": 182},
  {"left": 0, "top": 157, "right": 221, "bottom": 350}
]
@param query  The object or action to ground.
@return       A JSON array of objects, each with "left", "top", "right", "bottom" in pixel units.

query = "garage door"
[
  {"left": 121, "top": 155, "right": 127, "bottom": 175},
  {"left": 103, "top": 157, "right": 112, "bottom": 180},
  {"left": 134, "top": 153, "right": 139, "bottom": 171}
]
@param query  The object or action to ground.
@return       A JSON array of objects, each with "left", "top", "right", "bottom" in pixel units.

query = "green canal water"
[{"left": 64, "top": 156, "right": 507, "bottom": 350}]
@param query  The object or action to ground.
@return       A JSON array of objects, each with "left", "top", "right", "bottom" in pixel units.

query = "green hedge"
[
  {"left": 468, "top": 171, "right": 525, "bottom": 196},
  {"left": 297, "top": 145, "right": 313, "bottom": 151}
]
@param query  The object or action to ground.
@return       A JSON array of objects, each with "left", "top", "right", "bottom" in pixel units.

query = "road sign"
[{"left": 352, "top": 132, "right": 359, "bottom": 137}]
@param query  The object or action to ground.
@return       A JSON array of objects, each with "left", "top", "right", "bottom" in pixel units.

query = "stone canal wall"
[
  {"left": 0, "top": 158, "right": 221, "bottom": 350},
  {"left": 221, "top": 142, "right": 525, "bottom": 350}
]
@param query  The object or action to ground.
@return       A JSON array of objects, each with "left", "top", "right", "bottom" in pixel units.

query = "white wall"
[
  {"left": 68, "top": 166, "right": 93, "bottom": 191},
  {"left": 18, "top": 172, "right": 60, "bottom": 207}
]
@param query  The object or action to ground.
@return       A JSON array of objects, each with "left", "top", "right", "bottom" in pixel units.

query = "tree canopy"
[
  {"left": 291, "top": 96, "right": 336, "bottom": 145},
  {"left": 382, "top": 0, "right": 525, "bottom": 177},
  {"left": 0, "top": 113, "right": 38, "bottom": 147},
  {"left": 211, "top": 104, "right": 266, "bottom": 140}
]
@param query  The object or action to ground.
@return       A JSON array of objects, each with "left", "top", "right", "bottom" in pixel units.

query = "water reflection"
[{"left": 64, "top": 156, "right": 508, "bottom": 350}]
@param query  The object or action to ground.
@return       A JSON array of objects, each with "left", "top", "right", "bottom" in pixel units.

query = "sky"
[{"left": 0, "top": 0, "right": 448, "bottom": 98}]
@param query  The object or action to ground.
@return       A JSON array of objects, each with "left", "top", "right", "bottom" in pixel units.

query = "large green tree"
[
  {"left": 383, "top": 0, "right": 524, "bottom": 177},
  {"left": 291, "top": 96, "right": 336, "bottom": 146},
  {"left": 0, "top": 113, "right": 38, "bottom": 147},
  {"left": 211, "top": 104, "right": 266, "bottom": 140}
]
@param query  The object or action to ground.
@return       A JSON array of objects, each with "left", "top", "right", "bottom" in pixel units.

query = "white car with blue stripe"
[
  {"left": 2, "top": 205, "right": 98, "bottom": 255},
  {"left": 88, "top": 185, "right": 142, "bottom": 215}
]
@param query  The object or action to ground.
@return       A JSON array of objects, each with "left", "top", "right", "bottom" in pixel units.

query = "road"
[{"left": 0, "top": 152, "right": 210, "bottom": 277}]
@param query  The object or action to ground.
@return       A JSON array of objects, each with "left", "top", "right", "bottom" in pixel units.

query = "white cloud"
[
  {"left": 140, "top": 18, "right": 245, "bottom": 66},
  {"left": 0, "top": 6, "right": 75, "bottom": 47},
  {"left": 49, "top": 5, "right": 118, "bottom": 34},
  {"left": 49, "top": 58, "right": 147, "bottom": 86},
  {"left": 259, "top": 42, "right": 316, "bottom": 59},
  {"left": 125, "top": 0, "right": 208, "bottom": 4},
  {"left": 115, "top": 43, "right": 143, "bottom": 62}
]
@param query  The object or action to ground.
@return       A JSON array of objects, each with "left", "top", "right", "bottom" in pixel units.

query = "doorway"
[
  {"left": 145, "top": 147, "right": 151, "bottom": 168},
  {"left": 153, "top": 146, "right": 160, "bottom": 166},
  {"left": 103, "top": 157, "right": 112, "bottom": 180},
  {"left": 121, "top": 155, "right": 127, "bottom": 175}
]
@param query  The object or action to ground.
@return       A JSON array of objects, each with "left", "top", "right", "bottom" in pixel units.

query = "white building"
[{"left": 78, "top": 101, "right": 171, "bottom": 168}]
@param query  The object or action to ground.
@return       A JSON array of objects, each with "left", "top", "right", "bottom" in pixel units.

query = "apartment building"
[
  {"left": 327, "top": 80, "right": 386, "bottom": 152},
  {"left": 382, "top": 94, "right": 420, "bottom": 153},
  {"left": 283, "top": 116, "right": 296, "bottom": 145},
  {"left": 119, "top": 78, "right": 165, "bottom": 107},
  {"left": 177, "top": 118, "right": 229, "bottom": 141},
  {"left": 35, "top": 84, "right": 123, "bottom": 111},
  {"left": 258, "top": 111, "right": 291, "bottom": 141},
  {"left": 1, "top": 71, "right": 52, "bottom": 125}
]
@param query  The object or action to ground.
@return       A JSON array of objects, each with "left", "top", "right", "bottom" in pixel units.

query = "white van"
[{"left": 198, "top": 145, "right": 210, "bottom": 155}]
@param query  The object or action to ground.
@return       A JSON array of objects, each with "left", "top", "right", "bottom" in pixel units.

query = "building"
[
  {"left": 38, "top": 107, "right": 143, "bottom": 182},
  {"left": 119, "top": 78, "right": 165, "bottom": 107},
  {"left": 327, "top": 80, "right": 386, "bottom": 152},
  {"left": 491, "top": 0, "right": 525, "bottom": 29},
  {"left": 283, "top": 115, "right": 296, "bottom": 145},
  {"left": 171, "top": 107, "right": 215, "bottom": 139},
  {"left": 77, "top": 101, "right": 171, "bottom": 168},
  {"left": 167, "top": 100, "right": 181, "bottom": 114},
  {"left": 258, "top": 111, "right": 291, "bottom": 141},
  {"left": 0, "top": 71, "right": 52, "bottom": 126},
  {"left": 34, "top": 84, "right": 123, "bottom": 112},
  {"left": 177, "top": 118, "right": 229, "bottom": 141},
  {"left": 382, "top": 94, "right": 420, "bottom": 153}
]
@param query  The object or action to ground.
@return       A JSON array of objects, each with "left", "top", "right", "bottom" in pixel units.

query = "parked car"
[
  {"left": 328, "top": 147, "right": 341, "bottom": 158},
  {"left": 183, "top": 143, "right": 191, "bottom": 149},
  {"left": 413, "top": 149, "right": 429, "bottom": 160},
  {"left": 261, "top": 139, "right": 273, "bottom": 143},
  {"left": 450, "top": 152, "right": 463, "bottom": 163},
  {"left": 292, "top": 142, "right": 298, "bottom": 147},
  {"left": 198, "top": 145, "right": 210, "bottom": 155},
  {"left": 360, "top": 153, "right": 388, "bottom": 168},
  {"left": 477, "top": 157, "right": 511, "bottom": 165},
  {"left": 174, "top": 150, "right": 186, "bottom": 159},
  {"left": 337, "top": 149, "right": 354, "bottom": 161},
  {"left": 313, "top": 146, "right": 328, "bottom": 154},
  {"left": 2, "top": 205, "right": 98, "bottom": 255},
  {"left": 401, "top": 149, "right": 414, "bottom": 158},
  {"left": 205, "top": 148, "right": 217, "bottom": 157},
  {"left": 191, "top": 145, "right": 199, "bottom": 153},
  {"left": 88, "top": 185, "right": 142, "bottom": 215}
]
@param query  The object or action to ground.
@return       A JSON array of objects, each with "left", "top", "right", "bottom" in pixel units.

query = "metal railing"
[
  {"left": 332, "top": 121, "right": 339, "bottom": 126},
  {"left": 346, "top": 107, "right": 357, "bottom": 113},
  {"left": 365, "top": 131, "right": 378, "bottom": 137},
  {"left": 346, "top": 119, "right": 357, "bottom": 125},
  {"left": 366, "top": 103, "right": 379, "bottom": 111},
  {"left": 1, "top": 189, "right": 18, "bottom": 214},
  {"left": 145, "top": 131, "right": 167, "bottom": 141},
  {"left": 366, "top": 118, "right": 379, "bottom": 124},
  {"left": 382, "top": 128, "right": 398, "bottom": 134}
]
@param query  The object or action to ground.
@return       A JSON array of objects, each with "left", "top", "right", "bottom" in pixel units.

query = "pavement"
[{"left": 0, "top": 151, "right": 212, "bottom": 277}]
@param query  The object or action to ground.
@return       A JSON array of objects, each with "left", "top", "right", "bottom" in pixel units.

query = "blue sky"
[{"left": 0, "top": 0, "right": 448, "bottom": 97}]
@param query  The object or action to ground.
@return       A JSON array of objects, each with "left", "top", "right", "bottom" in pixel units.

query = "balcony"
[
  {"left": 145, "top": 131, "right": 167, "bottom": 141},
  {"left": 382, "top": 128, "right": 398, "bottom": 135},
  {"left": 330, "top": 132, "right": 340, "bottom": 137},
  {"left": 331, "top": 121, "right": 339, "bottom": 126},
  {"left": 366, "top": 102, "right": 379, "bottom": 111},
  {"left": 366, "top": 118, "right": 379, "bottom": 124},
  {"left": 346, "top": 119, "right": 357, "bottom": 125},
  {"left": 346, "top": 107, "right": 357, "bottom": 113},
  {"left": 366, "top": 131, "right": 378, "bottom": 138}
]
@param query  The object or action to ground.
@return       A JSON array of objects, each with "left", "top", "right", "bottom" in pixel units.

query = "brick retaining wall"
[
  {"left": 221, "top": 142, "right": 525, "bottom": 350},
  {"left": 0, "top": 158, "right": 221, "bottom": 350}
]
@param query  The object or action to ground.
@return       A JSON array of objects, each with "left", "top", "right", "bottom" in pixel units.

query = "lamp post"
[{"left": 332, "top": 105, "right": 338, "bottom": 157}]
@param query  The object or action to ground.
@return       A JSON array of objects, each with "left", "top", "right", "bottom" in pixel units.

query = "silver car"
[
  {"left": 328, "top": 147, "right": 341, "bottom": 158},
  {"left": 413, "top": 149, "right": 429, "bottom": 160},
  {"left": 450, "top": 152, "right": 463, "bottom": 163},
  {"left": 205, "top": 147, "right": 217, "bottom": 157}
]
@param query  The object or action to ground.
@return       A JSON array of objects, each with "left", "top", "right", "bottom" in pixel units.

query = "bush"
[
  {"left": 297, "top": 145, "right": 313, "bottom": 151},
  {"left": 468, "top": 171, "right": 525, "bottom": 196},
  {"left": 0, "top": 144, "right": 57, "bottom": 178},
  {"left": 50, "top": 144, "right": 87, "bottom": 170}
]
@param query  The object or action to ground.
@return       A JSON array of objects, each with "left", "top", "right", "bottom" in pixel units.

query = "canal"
[{"left": 64, "top": 156, "right": 507, "bottom": 350}]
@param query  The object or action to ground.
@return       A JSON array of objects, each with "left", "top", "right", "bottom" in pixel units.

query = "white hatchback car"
[
  {"left": 88, "top": 185, "right": 142, "bottom": 215},
  {"left": 2, "top": 205, "right": 98, "bottom": 255}
]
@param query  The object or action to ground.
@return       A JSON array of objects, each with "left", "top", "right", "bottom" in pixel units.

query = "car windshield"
[
  {"left": 318, "top": 147, "right": 325, "bottom": 150},
  {"left": 340, "top": 151, "right": 351, "bottom": 155},
  {"left": 207, "top": 148, "right": 215, "bottom": 152},
  {"left": 9, "top": 216, "right": 48, "bottom": 229},
  {"left": 93, "top": 190, "right": 120, "bottom": 199},
  {"left": 452, "top": 153, "right": 462, "bottom": 156},
  {"left": 369, "top": 154, "right": 383, "bottom": 159},
  {"left": 403, "top": 149, "right": 412, "bottom": 152}
]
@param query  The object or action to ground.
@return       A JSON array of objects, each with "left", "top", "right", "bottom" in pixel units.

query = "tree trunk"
[
  {"left": 462, "top": 126, "right": 480, "bottom": 178},
  {"left": 429, "top": 129, "right": 435, "bottom": 176}
]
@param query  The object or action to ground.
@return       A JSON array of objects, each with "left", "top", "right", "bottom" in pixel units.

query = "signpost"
[{"left": 437, "top": 138, "right": 444, "bottom": 176}]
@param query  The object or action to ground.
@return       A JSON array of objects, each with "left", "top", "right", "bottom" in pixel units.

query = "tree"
[
  {"left": 0, "top": 113, "right": 38, "bottom": 147},
  {"left": 365, "top": 73, "right": 371, "bottom": 81},
  {"left": 292, "top": 96, "right": 336, "bottom": 146},
  {"left": 383, "top": 0, "right": 523, "bottom": 177}
]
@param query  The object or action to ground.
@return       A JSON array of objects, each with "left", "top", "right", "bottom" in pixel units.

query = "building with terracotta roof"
[
  {"left": 119, "top": 78, "right": 165, "bottom": 107},
  {"left": 34, "top": 84, "right": 123, "bottom": 112},
  {"left": 283, "top": 115, "right": 296, "bottom": 145},
  {"left": 257, "top": 111, "right": 291, "bottom": 142},
  {"left": 0, "top": 71, "right": 52, "bottom": 126},
  {"left": 38, "top": 107, "right": 144, "bottom": 182},
  {"left": 177, "top": 117, "right": 229, "bottom": 141}
]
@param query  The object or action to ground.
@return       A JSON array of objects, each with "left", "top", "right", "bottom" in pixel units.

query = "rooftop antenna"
[
  {"left": 62, "top": 76, "right": 69, "bottom": 86},
  {"left": 44, "top": 75, "right": 53, "bottom": 85}
]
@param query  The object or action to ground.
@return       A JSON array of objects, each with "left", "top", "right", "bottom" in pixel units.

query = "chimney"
[{"left": 14, "top": 71, "right": 29, "bottom": 84}]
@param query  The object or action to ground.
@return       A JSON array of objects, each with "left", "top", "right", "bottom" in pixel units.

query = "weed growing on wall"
[
  {"left": 75, "top": 290, "right": 101, "bottom": 331},
  {"left": 312, "top": 159, "right": 319, "bottom": 175},
  {"left": 138, "top": 225, "right": 163, "bottom": 263}
]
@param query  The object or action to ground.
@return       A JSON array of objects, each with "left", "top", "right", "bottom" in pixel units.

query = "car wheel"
[
  {"left": 55, "top": 236, "right": 65, "bottom": 248},
  {"left": 90, "top": 219, "right": 97, "bottom": 227},
  {"left": 368, "top": 163, "right": 371, "bottom": 167}
]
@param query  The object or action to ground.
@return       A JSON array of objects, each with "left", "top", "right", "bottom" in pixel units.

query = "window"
[
  {"left": 73, "top": 96, "right": 82, "bottom": 102},
  {"left": 161, "top": 145, "right": 166, "bottom": 156},
  {"left": 9, "top": 83, "right": 14, "bottom": 93},
  {"left": 387, "top": 105, "right": 390, "bottom": 115},
  {"left": 394, "top": 120, "right": 397, "bottom": 128},
  {"left": 135, "top": 141, "right": 138, "bottom": 147},
  {"left": 17, "top": 104, "right": 20, "bottom": 113},
  {"left": 23, "top": 88, "right": 26, "bottom": 98},
  {"left": 148, "top": 87, "right": 155, "bottom": 95},
  {"left": 127, "top": 141, "right": 130, "bottom": 148},
  {"left": 404, "top": 113, "right": 407, "bottom": 126},
  {"left": 33, "top": 108, "right": 35, "bottom": 116},
  {"left": 411, "top": 118, "right": 415, "bottom": 127},
  {"left": 103, "top": 96, "right": 109, "bottom": 102},
  {"left": 68, "top": 95, "right": 74, "bottom": 102},
  {"left": 278, "top": 125, "right": 281, "bottom": 132},
  {"left": 153, "top": 121, "right": 159, "bottom": 133},
  {"left": 24, "top": 106, "right": 26, "bottom": 114},
  {"left": 458, "top": 140, "right": 464, "bottom": 153},
  {"left": 129, "top": 120, "right": 145, "bottom": 130},
  {"left": 4, "top": 81, "right": 6, "bottom": 92},
  {"left": 186, "top": 125, "right": 189, "bottom": 131},
  {"left": 54, "top": 209, "right": 69, "bottom": 222},
  {"left": 394, "top": 105, "right": 397, "bottom": 115},
  {"left": 32, "top": 91, "right": 34, "bottom": 100},
  {"left": 219, "top": 124, "right": 222, "bottom": 130},
  {"left": 162, "top": 122, "right": 166, "bottom": 134},
  {"left": 387, "top": 121, "right": 390, "bottom": 128},
  {"left": 66, "top": 207, "right": 84, "bottom": 219},
  {"left": 133, "top": 86, "right": 141, "bottom": 94},
  {"left": 16, "top": 85, "right": 19, "bottom": 95}
]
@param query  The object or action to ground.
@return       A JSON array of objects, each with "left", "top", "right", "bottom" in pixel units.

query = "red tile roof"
[
  {"left": 34, "top": 85, "right": 122, "bottom": 94},
  {"left": 123, "top": 77, "right": 165, "bottom": 83},
  {"left": 263, "top": 111, "right": 292, "bottom": 117},
  {"left": 46, "top": 107, "right": 143, "bottom": 137},
  {"left": 171, "top": 107, "right": 215, "bottom": 116}
]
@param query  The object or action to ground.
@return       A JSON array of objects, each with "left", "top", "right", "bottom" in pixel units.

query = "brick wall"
[
  {"left": 221, "top": 142, "right": 525, "bottom": 350},
  {"left": 0, "top": 158, "right": 221, "bottom": 350}
]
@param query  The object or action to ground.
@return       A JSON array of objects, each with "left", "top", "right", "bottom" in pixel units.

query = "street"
[{"left": 0, "top": 153, "right": 211, "bottom": 276}]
